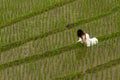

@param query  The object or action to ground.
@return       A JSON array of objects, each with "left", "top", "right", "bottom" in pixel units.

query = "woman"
[{"left": 77, "top": 29, "right": 98, "bottom": 47}]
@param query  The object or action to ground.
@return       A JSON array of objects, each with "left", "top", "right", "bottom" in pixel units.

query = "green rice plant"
[
  {"left": 0, "top": 0, "right": 76, "bottom": 29},
  {"left": 54, "top": 58, "right": 120, "bottom": 80},
  {"left": 0, "top": 0, "right": 120, "bottom": 79},
  {"left": 0, "top": 31, "right": 119, "bottom": 71},
  {"left": 0, "top": 10, "right": 119, "bottom": 54},
  {"left": 0, "top": 0, "right": 119, "bottom": 50},
  {"left": 0, "top": 16, "right": 119, "bottom": 64}
]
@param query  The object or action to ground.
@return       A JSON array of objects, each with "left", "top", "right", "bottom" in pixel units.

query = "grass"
[
  {"left": 0, "top": 0, "right": 120, "bottom": 79},
  {"left": 0, "top": 0, "right": 77, "bottom": 29},
  {"left": 0, "top": 35, "right": 120, "bottom": 79},
  {"left": 0, "top": 8, "right": 119, "bottom": 53},
  {"left": 0, "top": 28, "right": 65, "bottom": 52},
  {"left": 66, "top": 6, "right": 120, "bottom": 28},
  {"left": 0, "top": 0, "right": 119, "bottom": 48},
  {"left": 86, "top": 58, "right": 120, "bottom": 73},
  {"left": 54, "top": 58, "right": 120, "bottom": 80},
  {"left": 0, "top": 11, "right": 119, "bottom": 66},
  {"left": 0, "top": 31, "right": 119, "bottom": 70}
]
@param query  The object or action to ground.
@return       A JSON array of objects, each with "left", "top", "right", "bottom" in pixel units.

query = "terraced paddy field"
[{"left": 0, "top": 0, "right": 120, "bottom": 80}]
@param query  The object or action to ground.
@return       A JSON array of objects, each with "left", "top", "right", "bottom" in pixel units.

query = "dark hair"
[{"left": 77, "top": 29, "right": 85, "bottom": 38}]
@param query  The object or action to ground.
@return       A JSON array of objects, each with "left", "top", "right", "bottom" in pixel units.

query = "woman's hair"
[{"left": 77, "top": 29, "right": 85, "bottom": 38}]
